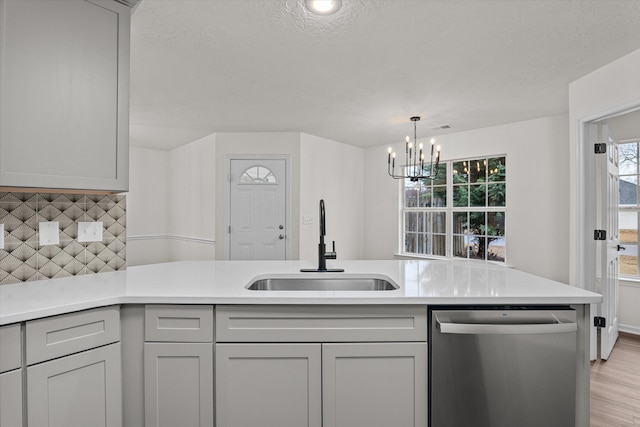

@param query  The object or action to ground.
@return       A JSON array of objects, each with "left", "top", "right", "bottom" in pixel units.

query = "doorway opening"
[{"left": 580, "top": 104, "right": 640, "bottom": 360}]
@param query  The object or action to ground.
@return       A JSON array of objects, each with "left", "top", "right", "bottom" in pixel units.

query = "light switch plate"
[
  {"left": 39, "top": 222, "right": 60, "bottom": 246},
  {"left": 0, "top": 224, "right": 4, "bottom": 249},
  {"left": 78, "top": 221, "right": 103, "bottom": 243}
]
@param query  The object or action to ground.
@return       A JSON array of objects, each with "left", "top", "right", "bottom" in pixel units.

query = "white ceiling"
[{"left": 129, "top": 0, "right": 640, "bottom": 150}]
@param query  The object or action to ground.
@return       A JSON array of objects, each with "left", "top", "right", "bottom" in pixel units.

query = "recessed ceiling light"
[{"left": 305, "top": 0, "right": 342, "bottom": 15}]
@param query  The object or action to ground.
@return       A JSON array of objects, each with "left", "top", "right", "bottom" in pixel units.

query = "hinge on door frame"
[
  {"left": 228, "top": 226, "right": 231, "bottom": 234},
  {"left": 594, "top": 316, "right": 606, "bottom": 328},
  {"left": 594, "top": 230, "right": 607, "bottom": 240},
  {"left": 594, "top": 143, "right": 607, "bottom": 154}
]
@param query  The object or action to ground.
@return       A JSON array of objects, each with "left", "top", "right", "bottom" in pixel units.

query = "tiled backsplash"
[{"left": 0, "top": 192, "right": 126, "bottom": 285}]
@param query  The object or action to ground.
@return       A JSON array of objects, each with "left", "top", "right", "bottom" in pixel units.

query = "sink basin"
[{"left": 246, "top": 277, "right": 399, "bottom": 291}]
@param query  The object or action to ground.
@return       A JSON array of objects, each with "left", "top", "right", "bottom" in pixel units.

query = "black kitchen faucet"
[{"left": 301, "top": 199, "right": 344, "bottom": 272}]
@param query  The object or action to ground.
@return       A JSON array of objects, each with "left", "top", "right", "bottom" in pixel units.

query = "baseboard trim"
[
  {"left": 127, "top": 234, "right": 215, "bottom": 245},
  {"left": 619, "top": 323, "right": 640, "bottom": 336}
]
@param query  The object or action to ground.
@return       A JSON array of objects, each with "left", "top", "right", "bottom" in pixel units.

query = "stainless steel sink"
[{"left": 246, "top": 277, "right": 399, "bottom": 291}]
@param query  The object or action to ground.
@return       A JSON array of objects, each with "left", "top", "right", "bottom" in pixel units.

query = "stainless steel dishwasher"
[{"left": 429, "top": 307, "right": 578, "bottom": 427}]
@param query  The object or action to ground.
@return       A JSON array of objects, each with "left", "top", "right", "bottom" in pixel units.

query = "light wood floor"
[{"left": 591, "top": 332, "right": 640, "bottom": 427}]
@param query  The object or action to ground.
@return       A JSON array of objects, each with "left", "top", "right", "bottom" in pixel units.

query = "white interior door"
[
  {"left": 229, "top": 158, "right": 288, "bottom": 260},
  {"left": 598, "top": 123, "right": 620, "bottom": 360}
]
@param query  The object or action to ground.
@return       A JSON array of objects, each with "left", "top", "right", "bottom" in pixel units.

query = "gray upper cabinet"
[{"left": 0, "top": 0, "right": 131, "bottom": 192}]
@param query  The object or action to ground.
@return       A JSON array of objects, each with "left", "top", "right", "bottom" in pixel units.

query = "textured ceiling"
[{"left": 130, "top": 0, "right": 640, "bottom": 150}]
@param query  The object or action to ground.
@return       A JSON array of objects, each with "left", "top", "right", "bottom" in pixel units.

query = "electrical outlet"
[
  {"left": 78, "top": 222, "right": 103, "bottom": 243},
  {"left": 0, "top": 224, "right": 4, "bottom": 249},
  {"left": 39, "top": 222, "right": 60, "bottom": 246},
  {"left": 78, "top": 221, "right": 103, "bottom": 243},
  {"left": 303, "top": 215, "right": 314, "bottom": 225}
]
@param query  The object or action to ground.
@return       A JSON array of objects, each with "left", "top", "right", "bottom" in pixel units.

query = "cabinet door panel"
[
  {"left": 323, "top": 343, "right": 427, "bottom": 427},
  {"left": 0, "top": 369, "right": 23, "bottom": 427},
  {"left": 216, "top": 343, "right": 321, "bottom": 427},
  {"left": 144, "top": 343, "right": 213, "bottom": 427},
  {"left": 0, "top": 0, "right": 130, "bottom": 191},
  {"left": 27, "top": 343, "right": 122, "bottom": 427}
]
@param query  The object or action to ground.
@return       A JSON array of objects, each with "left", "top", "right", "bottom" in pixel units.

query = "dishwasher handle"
[{"left": 436, "top": 316, "right": 577, "bottom": 335}]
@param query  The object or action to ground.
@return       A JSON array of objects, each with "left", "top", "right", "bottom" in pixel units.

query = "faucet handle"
[{"left": 325, "top": 240, "right": 337, "bottom": 260}]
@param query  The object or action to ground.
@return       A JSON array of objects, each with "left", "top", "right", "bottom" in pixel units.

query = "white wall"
[
  {"left": 299, "top": 133, "right": 365, "bottom": 262},
  {"left": 127, "top": 136, "right": 216, "bottom": 266},
  {"left": 127, "top": 146, "right": 171, "bottom": 266},
  {"left": 363, "top": 115, "right": 571, "bottom": 283},
  {"left": 167, "top": 133, "right": 216, "bottom": 261},
  {"left": 569, "top": 48, "right": 640, "bottom": 285},
  {"left": 363, "top": 145, "right": 403, "bottom": 260},
  {"left": 569, "top": 48, "right": 640, "bottom": 333}
]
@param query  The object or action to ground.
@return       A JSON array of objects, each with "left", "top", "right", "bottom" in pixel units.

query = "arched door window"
[{"left": 239, "top": 165, "right": 278, "bottom": 184}]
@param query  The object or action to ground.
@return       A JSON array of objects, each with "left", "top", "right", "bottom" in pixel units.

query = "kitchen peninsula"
[{"left": 0, "top": 260, "right": 601, "bottom": 427}]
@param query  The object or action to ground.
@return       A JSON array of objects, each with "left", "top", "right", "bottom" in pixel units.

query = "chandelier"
[{"left": 387, "top": 116, "right": 440, "bottom": 181}]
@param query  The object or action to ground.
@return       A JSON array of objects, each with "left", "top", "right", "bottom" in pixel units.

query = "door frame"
[
  {"left": 575, "top": 99, "right": 640, "bottom": 359},
  {"left": 223, "top": 154, "right": 292, "bottom": 260}
]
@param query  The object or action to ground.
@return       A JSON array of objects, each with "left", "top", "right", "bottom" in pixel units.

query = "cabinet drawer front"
[
  {"left": 216, "top": 305, "right": 427, "bottom": 342},
  {"left": 145, "top": 305, "right": 214, "bottom": 342},
  {"left": 26, "top": 306, "right": 120, "bottom": 365},
  {"left": 0, "top": 323, "right": 21, "bottom": 373}
]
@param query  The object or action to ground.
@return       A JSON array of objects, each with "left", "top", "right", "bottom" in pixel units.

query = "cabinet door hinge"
[
  {"left": 228, "top": 226, "right": 231, "bottom": 234},
  {"left": 594, "top": 230, "right": 607, "bottom": 240},
  {"left": 594, "top": 143, "right": 607, "bottom": 154},
  {"left": 594, "top": 316, "right": 606, "bottom": 328}
]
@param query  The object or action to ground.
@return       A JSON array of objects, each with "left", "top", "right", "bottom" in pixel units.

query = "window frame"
[{"left": 400, "top": 154, "right": 507, "bottom": 264}]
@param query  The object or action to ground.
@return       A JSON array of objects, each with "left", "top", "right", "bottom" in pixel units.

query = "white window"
[
  {"left": 239, "top": 165, "right": 277, "bottom": 184},
  {"left": 618, "top": 140, "right": 640, "bottom": 278},
  {"left": 401, "top": 156, "right": 507, "bottom": 262}
]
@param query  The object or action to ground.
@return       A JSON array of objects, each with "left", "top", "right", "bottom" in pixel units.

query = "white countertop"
[{"left": 0, "top": 259, "right": 602, "bottom": 325}]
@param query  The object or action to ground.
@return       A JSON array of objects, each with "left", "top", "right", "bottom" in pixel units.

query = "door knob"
[
  {"left": 279, "top": 225, "right": 284, "bottom": 230},
  {"left": 279, "top": 234, "right": 285, "bottom": 239}
]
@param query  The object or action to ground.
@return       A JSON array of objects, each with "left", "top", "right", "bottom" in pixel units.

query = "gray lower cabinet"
[
  {"left": 216, "top": 343, "right": 322, "bottom": 427},
  {"left": 143, "top": 305, "right": 215, "bottom": 427},
  {"left": 144, "top": 343, "right": 214, "bottom": 427},
  {"left": 0, "top": 369, "right": 23, "bottom": 427},
  {"left": 27, "top": 342, "right": 122, "bottom": 427},
  {"left": 322, "top": 343, "right": 427, "bottom": 427},
  {"left": 0, "top": 323, "right": 22, "bottom": 427},
  {"left": 0, "top": 0, "right": 131, "bottom": 192},
  {"left": 215, "top": 342, "right": 426, "bottom": 427},
  {"left": 215, "top": 305, "right": 429, "bottom": 427}
]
